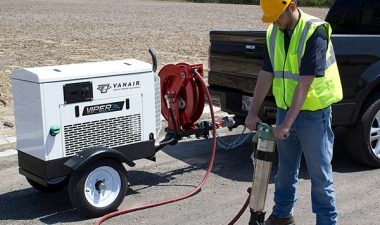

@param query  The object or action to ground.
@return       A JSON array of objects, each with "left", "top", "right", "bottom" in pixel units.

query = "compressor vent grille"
[
  {"left": 154, "top": 75, "right": 161, "bottom": 135},
  {"left": 63, "top": 114, "right": 141, "bottom": 157}
]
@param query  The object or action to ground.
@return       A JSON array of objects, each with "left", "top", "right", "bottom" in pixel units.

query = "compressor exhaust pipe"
[{"left": 148, "top": 48, "right": 157, "bottom": 72}]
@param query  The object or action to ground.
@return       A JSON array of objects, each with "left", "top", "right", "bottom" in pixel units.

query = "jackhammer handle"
[
  {"left": 256, "top": 122, "right": 271, "bottom": 132},
  {"left": 255, "top": 122, "right": 290, "bottom": 139}
]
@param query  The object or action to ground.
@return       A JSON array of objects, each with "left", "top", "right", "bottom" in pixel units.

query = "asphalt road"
[{"left": 1, "top": 127, "right": 380, "bottom": 225}]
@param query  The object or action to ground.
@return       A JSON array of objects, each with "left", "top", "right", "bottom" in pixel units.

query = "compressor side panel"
[
  {"left": 12, "top": 79, "right": 46, "bottom": 159},
  {"left": 140, "top": 72, "right": 159, "bottom": 140}
]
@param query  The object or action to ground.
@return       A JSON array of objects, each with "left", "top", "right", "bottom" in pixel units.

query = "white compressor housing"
[{"left": 12, "top": 59, "right": 161, "bottom": 191}]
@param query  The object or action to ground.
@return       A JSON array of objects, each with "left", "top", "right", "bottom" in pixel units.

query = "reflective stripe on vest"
[{"left": 273, "top": 47, "right": 336, "bottom": 81}]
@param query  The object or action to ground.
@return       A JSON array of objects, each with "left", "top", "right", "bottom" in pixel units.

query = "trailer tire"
[
  {"left": 68, "top": 158, "right": 127, "bottom": 217},
  {"left": 27, "top": 176, "right": 68, "bottom": 192},
  {"left": 347, "top": 93, "right": 380, "bottom": 168}
]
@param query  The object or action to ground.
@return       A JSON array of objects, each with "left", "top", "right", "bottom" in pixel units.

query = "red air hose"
[{"left": 95, "top": 70, "right": 217, "bottom": 225}]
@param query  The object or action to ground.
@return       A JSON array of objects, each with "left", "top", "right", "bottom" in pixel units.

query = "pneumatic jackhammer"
[{"left": 248, "top": 123, "right": 286, "bottom": 225}]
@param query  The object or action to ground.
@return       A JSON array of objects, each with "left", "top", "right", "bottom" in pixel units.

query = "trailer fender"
[{"left": 64, "top": 146, "right": 136, "bottom": 172}]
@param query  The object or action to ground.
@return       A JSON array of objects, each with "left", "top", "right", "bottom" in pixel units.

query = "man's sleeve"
[
  {"left": 262, "top": 43, "right": 273, "bottom": 73},
  {"left": 299, "top": 26, "right": 328, "bottom": 77}
]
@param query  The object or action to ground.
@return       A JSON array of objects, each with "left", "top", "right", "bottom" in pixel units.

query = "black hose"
[
  {"left": 168, "top": 107, "right": 178, "bottom": 133},
  {"left": 227, "top": 195, "right": 250, "bottom": 225},
  {"left": 155, "top": 101, "right": 179, "bottom": 151}
]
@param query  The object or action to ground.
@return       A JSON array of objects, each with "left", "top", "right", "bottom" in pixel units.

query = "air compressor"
[
  {"left": 12, "top": 49, "right": 276, "bottom": 224},
  {"left": 11, "top": 50, "right": 227, "bottom": 218}
]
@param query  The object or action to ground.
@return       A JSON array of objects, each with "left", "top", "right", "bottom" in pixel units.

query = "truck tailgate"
[{"left": 208, "top": 30, "right": 267, "bottom": 94}]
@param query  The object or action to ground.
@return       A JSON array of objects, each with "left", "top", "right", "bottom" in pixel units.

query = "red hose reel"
[{"left": 158, "top": 63, "right": 206, "bottom": 134}]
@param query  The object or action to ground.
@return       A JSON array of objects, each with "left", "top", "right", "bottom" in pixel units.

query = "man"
[{"left": 245, "top": 0, "right": 343, "bottom": 225}]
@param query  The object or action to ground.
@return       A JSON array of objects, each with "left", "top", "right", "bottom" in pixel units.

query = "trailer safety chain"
[{"left": 216, "top": 127, "right": 252, "bottom": 150}]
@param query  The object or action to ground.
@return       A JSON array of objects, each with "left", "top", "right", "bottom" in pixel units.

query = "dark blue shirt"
[{"left": 262, "top": 26, "right": 328, "bottom": 77}]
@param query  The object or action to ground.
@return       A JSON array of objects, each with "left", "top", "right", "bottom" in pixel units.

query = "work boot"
[{"left": 264, "top": 214, "right": 295, "bottom": 225}]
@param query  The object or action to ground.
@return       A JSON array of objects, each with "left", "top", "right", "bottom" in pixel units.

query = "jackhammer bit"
[{"left": 248, "top": 123, "right": 278, "bottom": 225}]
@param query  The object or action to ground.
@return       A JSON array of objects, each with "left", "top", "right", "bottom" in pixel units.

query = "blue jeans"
[{"left": 272, "top": 107, "right": 337, "bottom": 225}]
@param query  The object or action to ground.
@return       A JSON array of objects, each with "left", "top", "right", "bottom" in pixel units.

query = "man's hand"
[
  {"left": 273, "top": 123, "right": 290, "bottom": 139},
  {"left": 245, "top": 113, "right": 262, "bottom": 131}
]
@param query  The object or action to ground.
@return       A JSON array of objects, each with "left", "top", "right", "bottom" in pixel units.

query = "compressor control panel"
[{"left": 63, "top": 81, "right": 93, "bottom": 104}]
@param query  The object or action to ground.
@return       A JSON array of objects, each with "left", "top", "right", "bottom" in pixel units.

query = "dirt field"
[{"left": 0, "top": 0, "right": 328, "bottom": 138}]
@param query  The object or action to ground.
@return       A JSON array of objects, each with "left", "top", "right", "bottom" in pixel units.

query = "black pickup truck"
[{"left": 208, "top": 0, "right": 380, "bottom": 167}]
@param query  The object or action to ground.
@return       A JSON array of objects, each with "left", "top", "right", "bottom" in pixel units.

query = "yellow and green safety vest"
[{"left": 266, "top": 10, "right": 343, "bottom": 111}]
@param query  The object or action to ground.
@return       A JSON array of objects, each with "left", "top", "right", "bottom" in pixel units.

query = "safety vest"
[{"left": 266, "top": 10, "right": 343, "bottom": 111}]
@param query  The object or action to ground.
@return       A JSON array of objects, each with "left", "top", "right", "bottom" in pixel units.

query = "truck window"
[
  {"left": 325, "top": 1, "right": 360, "bottom": 34},
  {"left": 359, "top": 0, "right": 380, "bottom": 34}
]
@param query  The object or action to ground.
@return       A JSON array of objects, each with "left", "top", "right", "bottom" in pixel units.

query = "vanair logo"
[
  {"left": 83, "top": 101, "right": 124, "bottom": 116},
  {"left": 97, "top": 84, "right": 111, "bottom": 93},
  {"left": 112, "top": 81, "right": 141, "bottom": 91},
  {"left": 97, "top": 81, "right": 141, "bottom": 93}
]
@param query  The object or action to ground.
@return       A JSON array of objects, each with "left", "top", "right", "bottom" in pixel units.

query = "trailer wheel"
[
  {"left": 68, "top": 158, "right": 127, "bottom": 217},
  {"left": 347, "top": 93, "right": 380, "bottom": 167},
  {"left": 27, "top": 176, "right": 68, "bottom": 192}
]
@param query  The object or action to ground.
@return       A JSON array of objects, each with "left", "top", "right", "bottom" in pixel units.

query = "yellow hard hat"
[{"left": 260, "top": 0, "right": 292, "bottom": 23}]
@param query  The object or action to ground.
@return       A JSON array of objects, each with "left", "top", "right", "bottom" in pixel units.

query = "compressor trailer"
[{"left": 11, "top": 51, "right": 216, "bottom": 217}]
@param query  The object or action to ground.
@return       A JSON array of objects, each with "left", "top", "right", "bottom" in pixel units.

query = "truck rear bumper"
[{"left": 208, "top": 86, "right": 277, "bottom": 125}]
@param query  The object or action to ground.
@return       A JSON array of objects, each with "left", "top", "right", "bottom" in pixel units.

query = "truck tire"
[
  {"left": 347, "top": 93, "right": 380, "bottom": 167},
  {"left": 27, "top": 176, "right": 68, "bottom": 192},
  {"left": 68, "top": 158, "right": 127, "bottom": 217}
]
